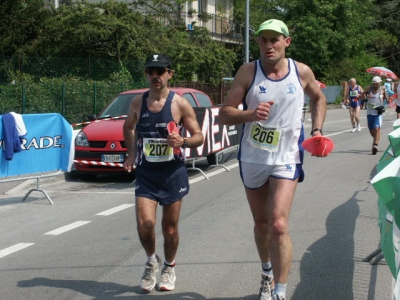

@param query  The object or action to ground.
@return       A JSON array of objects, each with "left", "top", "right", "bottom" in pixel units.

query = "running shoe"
[
  {"left": 140, "top": 255, "right": 160, "bottom": 292},
  {"left": 351, "top": 127, "right": 356, "bottom": 133},
  {"left": 259, "top": 274, "right": 275, "bottom": 300},
  {"left": 372, "top": 145, "right": 378, "bottom": 155},
  {"left": 357, "top": 124, "right": 361, "bottom": 132},
  {"left": 158, "top": 265, "right": 176, "bottom": 291},
  {"left": 272, "top": 294, "right": 286, "bottom": 300}
]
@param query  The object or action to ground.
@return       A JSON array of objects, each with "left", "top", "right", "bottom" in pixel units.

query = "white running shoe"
[
  {"left": 351, "top": 127, "right": 356, "bottom": 133},
  {"left": 158, "top": 265, "right": 176, "bottom": 291},
  {"left": 357, "top": 124, "right": 361, "bottom": 132},
  {"left": 259, "top": 274, "right": 275, "bottom": 300},
  {"left": 140, "top": 255, "right": 160, "bottom": 292}
]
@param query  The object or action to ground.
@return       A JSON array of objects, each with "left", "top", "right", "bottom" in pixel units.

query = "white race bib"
[
  {"left": 349, "top": 90, "right": 359, "bottom": 97},
  {"left": 248, "top": 122, "right": 282, "bottom": 152},
  {"left": 143, "top": 138, "right": 174, "bottom": 162}
]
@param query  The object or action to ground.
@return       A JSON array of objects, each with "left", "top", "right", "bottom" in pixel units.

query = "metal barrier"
[
  {"left": 0, "top": 113, "right": 74, "bottom": 205},
  {"left": 0, "top": 171, "right": 62, "bottom": 205}
]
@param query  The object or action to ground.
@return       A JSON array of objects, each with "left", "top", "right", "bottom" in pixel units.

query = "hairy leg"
[
  {"left": 246, "top": 177, "right": 298, "bottom": 283},
  {"left": 267, "top": 177, "right": 298, "bottom": 283},
  {"left": 136, "top": 197, "right": 158, "bottom": 256},
  {"left": 162, "top": 199, "right": 182, "bottom": 262},
  {"left": 246, "top": 183, "right": 271, "bottom": 263}
]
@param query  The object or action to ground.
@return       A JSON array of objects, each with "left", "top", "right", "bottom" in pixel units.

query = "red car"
[{"left": 72, "top": 88, "right": 214, "bottom": 177}]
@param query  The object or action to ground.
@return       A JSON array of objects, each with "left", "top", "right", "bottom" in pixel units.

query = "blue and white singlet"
[{"left": 239, "top": 58, "right": 305, "bottom": 165}]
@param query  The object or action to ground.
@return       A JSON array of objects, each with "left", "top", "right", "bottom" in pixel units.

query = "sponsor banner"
[
  {"left": 182, "top": 106, "right": 242, "bottom": 159},
  {"left": 0, "top": 113, "right": 74, "bottom": 177}
]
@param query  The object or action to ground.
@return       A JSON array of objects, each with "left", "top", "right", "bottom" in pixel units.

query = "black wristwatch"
[
  {"left": 182, "top": 138, "right": 189, "bottom": 148},
  {"left": 311, "top": 128, "right": 323, "bottom": 136}
]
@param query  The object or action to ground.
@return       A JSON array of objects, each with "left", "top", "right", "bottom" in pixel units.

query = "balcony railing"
[{"left": 143, "top": 12, "right": 243, "bottom": 44}]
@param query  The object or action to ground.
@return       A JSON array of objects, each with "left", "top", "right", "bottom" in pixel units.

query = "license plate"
[{"left": 101, "top": 154, "right": 124, "bottom": 163}]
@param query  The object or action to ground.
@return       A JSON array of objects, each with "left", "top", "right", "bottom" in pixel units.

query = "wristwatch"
[
  {"left": 311, "top": 128, "right": 323, "bottom": 136},
  {"left": 182, "top": 138, "right": 189, "bottom": 148}
]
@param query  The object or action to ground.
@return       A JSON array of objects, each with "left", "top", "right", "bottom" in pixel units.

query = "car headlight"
[{"left": 75, "top": 131, "right": 89, "bottom": 147}]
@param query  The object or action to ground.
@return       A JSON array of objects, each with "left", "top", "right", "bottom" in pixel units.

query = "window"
[
  {"left": 198, "top": 0, "right": 207, "bottom": 12},
  {"left": 101, "top": 94, "right": 140, "bottom": 117},
  {"left": 182, "top": 93, "right": 198, "bottom": 107},
  {"left": 194, "top": 92, "right": 212, "bottom": 107}
]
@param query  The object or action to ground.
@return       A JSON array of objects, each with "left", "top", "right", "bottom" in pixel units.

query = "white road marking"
[
  {"left": 0, "top": 243, "right": 34, "bottom": 259},
  {"left": 44, "top": 221, "right": 91, "bottom": 235},
  {"left": 96, "top": 204, "right": 134, "bottom": 216},
  {"left": 40, "top": 191, "right": 132, "bottom": 194},
  {"left": 325, "top": 129, "right": 356, "bottom": 137}
]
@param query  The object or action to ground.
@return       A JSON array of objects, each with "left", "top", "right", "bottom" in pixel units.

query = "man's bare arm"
[
  {"left": 299, "top": 63, "right": 326, "bottom": 135},
  {"left": 123, "top": 96, "right": 140, "bottom": 172}
]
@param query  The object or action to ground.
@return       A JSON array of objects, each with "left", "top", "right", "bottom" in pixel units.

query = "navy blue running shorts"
[{"left": 135, "top": 163, "right": 189, "bottom": 206}]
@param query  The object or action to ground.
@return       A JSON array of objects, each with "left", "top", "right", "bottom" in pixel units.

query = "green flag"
[
  {"left": 389, "top": 127, "right": 400, "bottom": 157},
  {"left": 394, "top": 118, "right": 400, "bottom": 130},
  {"left": 371, "top": 156, "right": 400, "bottom": 218}
]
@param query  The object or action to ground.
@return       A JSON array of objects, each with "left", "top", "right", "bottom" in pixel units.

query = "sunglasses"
[{"left": 146, "top": 67, "right": 170, "bottom": 76}]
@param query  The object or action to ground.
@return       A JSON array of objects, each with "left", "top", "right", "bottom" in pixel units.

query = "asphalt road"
[{"left": 0, "top": 106, "right": 396, "bottom": 300}]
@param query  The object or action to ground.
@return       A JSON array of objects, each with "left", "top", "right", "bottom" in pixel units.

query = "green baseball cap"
[{"left": 255, "top": 19, "right": 289, "bottom": 37}]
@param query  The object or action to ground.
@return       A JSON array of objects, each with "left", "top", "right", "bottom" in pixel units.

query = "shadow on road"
[
  {"left": 291, "top": 193, "right": 360, "bottom": 300},
  {"left": 18, "top": 277, "right": 257, "bottom": 299}
]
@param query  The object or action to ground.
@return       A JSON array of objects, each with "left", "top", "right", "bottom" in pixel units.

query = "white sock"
[
  {"left": 273, "top": 283, "right": 287, "bottom": 296},
  {"left": 164, "top": 260, "right": 175, "bottom": 267},
  {"left": 147, "top": 253, "right": 157, "bottom": 263},
  {"left": 262, "top": 261, "right": 273, "bottom": 276}
]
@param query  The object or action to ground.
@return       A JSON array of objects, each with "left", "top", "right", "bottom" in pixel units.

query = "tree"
[
  {"left": 369, "top": 0, "right": 400, "bottom": 76},
  {"left": 22, "top": 0, "right": 236, "bottom": 84},
  {"left": 0, "top": 0, "right": 50, "bottom": 56},
  {"left": 280, "top": 0, "right": 375, "bottom": 79}
]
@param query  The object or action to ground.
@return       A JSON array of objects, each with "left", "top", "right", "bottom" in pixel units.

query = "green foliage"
[
  {"left": 281, "top": 0, "right": 375, "bottom": 79},
  {"left": 323, "top": 51, "right": 387, "bottom": 87},
  {"left": 2, "top": 0, "right": 400, "bottom": 88},
  {"left": 0, "top": 0, "right": 50, "bottom": 56},
  {"left": 0, "top": 79, "right": 147, "bottom": 123},
  {"left": 16, "top": 0, "right": 235, "bottom": 86}
]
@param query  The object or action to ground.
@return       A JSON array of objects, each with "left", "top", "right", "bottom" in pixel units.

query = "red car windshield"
[{"left": 99, "top": 93, "right": 140, "bottom": 118}]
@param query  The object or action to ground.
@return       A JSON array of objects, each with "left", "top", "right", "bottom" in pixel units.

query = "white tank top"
[
  {"left": 239, "top": 58, "right": 305, "bottom": 165},
  {"left": 366, "top": 87, "right": 382, "bottom": 116}
]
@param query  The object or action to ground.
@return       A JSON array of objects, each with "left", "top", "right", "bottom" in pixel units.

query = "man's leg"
[
  {"left": 355, "top": 106, "right": 361, "bottom": 131},
  {"left": 371, "top": 115, "right": 381, "bottom": 154},
  {"left": 136, "top": 197, "right": 158, "bottom": 255},
  {"left": 162, "top": 199, "right": 182, "bottom": 262},
  {"left": 245, "top": 183, "right": 271, "bottom": 266},
  {"left": 349, "top": 107, "right": 356, "bottom": 131},
  {"left": 136, "top": 196, "right": 160, "bottom": 292},
  {"left": 246, "top": 178, "right": 297, "bottom": 299},
  {"left": 245, "top": 183, "right": 274, "bottom": 300},
  {"left": 373, "top": 128, "right": 380, "bottom": 145},
  {"left": 268, "top": 177, "right": 298, "bottom": 284},
  {"left": 158, "top": 199, "right": 182, "bottom": 291}
]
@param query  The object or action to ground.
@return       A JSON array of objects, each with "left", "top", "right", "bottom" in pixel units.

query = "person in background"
[
  {"left": 219, "top": 19, "right": 326, "bottom": 300},
  {"left": 384, "top": 78, "right": 394, "bottom": 98},
  {"left": 123, "top": 53, "right": 204, "bottom": 293},
  {"left": 362, "top": 76, "right": 388, "bottom": 154},
  {"left": 347, "top": 78, "right": 363, "bottom": 132}
]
